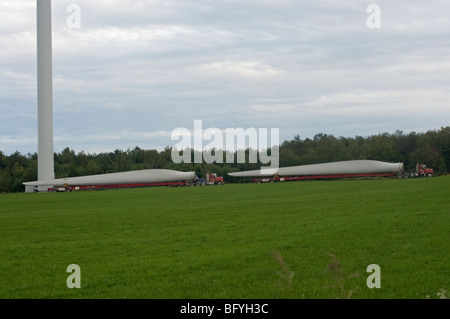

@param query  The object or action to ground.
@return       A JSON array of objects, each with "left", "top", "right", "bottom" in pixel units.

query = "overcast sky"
[{"left": 1, "top": 0, "right": 449, "bottom": 155}]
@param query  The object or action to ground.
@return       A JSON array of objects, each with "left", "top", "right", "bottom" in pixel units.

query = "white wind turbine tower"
[{"left": 36, "top": 0, "right": 55, "bottom": 191}]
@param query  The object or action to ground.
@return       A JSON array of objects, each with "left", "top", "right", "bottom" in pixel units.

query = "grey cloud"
[{"left": 1, "top": 0, "right": 449, "bottom": 155}]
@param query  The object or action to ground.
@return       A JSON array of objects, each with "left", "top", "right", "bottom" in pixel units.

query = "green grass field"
[{"left": 0, "top": 177, "right": 449, "bottom": 299}]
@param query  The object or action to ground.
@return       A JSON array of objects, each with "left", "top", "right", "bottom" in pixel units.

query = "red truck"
[
  {"left": 398, "top": 163, "right": 433, "bottom": 178},
  {"left": 192, "top": 173, "right": 224, "bottom": 186},
  {"left": 205, "top": 172, "right": 224, "bottom": 185}
]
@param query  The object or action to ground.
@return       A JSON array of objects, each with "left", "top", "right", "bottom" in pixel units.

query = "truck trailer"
[
  {"left": 24, "top": 169, "right": 196, "bottom": 192},
  {"left": 24, "top": 170, "right": 225, "bottom": 192},
  {"left": 228, "top": 160, "right": 419, "bottom": 183}
]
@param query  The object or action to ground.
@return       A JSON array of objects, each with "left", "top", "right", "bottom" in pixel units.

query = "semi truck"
[
  {"left": 191, "top": 172, "right": 224, "bottom": 186},
  {"left": 397, "top": 163, "right": 434, "bottom": 179},
  {"left": 205, "top": 172, "right": 224, "bottom": 185}
]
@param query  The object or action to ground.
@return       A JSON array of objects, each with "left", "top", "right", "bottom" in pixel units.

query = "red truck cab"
[
  {"left": 206, "top": 172, "right": 224, "bottom": 185},
  {"left": 417, "top": 164, "right": 433, "bottom": 177}
]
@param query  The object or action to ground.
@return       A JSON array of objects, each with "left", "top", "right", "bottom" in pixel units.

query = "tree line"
[{"left": 0, "top": 126, "right": 449, "bottom": 193}]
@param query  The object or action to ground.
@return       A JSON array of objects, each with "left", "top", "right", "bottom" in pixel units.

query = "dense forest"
[{"left": 1, "top": 126, "right": 449, "bottom": 193}]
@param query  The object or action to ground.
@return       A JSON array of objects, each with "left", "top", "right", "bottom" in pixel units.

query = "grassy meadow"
[{"left": 0, "top": 176, "right": 449, "bottom": 299}]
